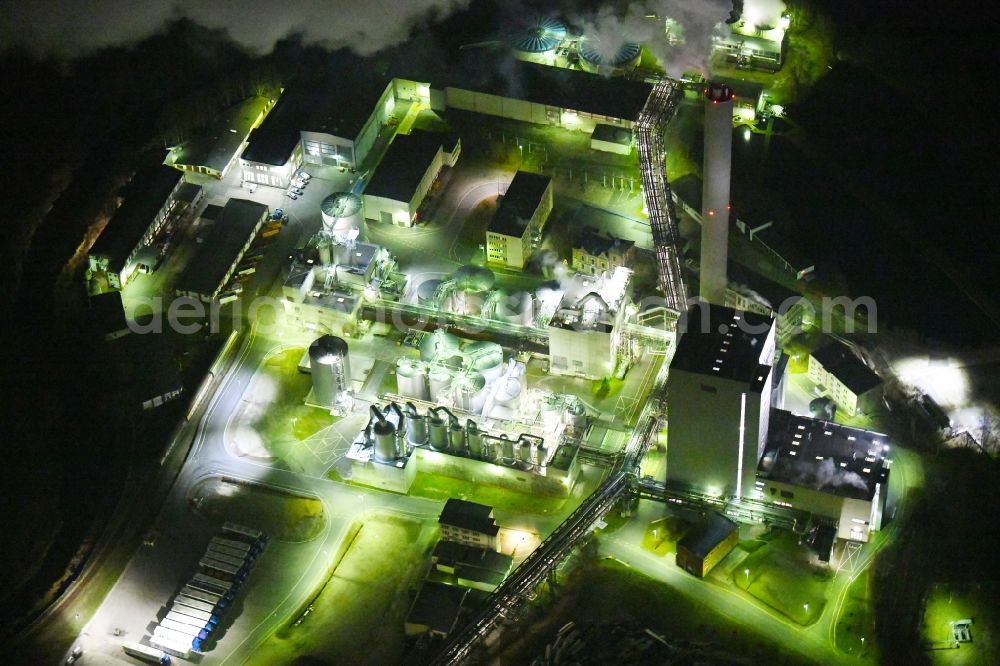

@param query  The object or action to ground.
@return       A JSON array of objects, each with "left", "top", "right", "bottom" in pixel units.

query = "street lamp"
[
  {"left": 803, "top": 603, "right": 809, "bottom": 615},
  {"left": 744, "top": 568, "right": 750, "bottom": 584}
]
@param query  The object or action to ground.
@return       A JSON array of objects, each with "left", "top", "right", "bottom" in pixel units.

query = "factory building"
[
  {"left": 676, "top": 513, "right": 739, "bottom": 578},
  {"left": 807, "top": 341, "right": 883, "bottom": 417},
  {"left": 590, "top": 123, "right": 633, "bottom": 155},
  {"left": 431, "top": 541, "right": 513, "bottom": 593},
  {"left": 571, "top": 226, "right": 637, "bottom": 276},
  {"left": 88, "top": 166, "right": 197, "bottom": 290},
  {"left": 700, "top": 83, "right": 735, "bottom": 305},
  {"left": 175, "top": 198, "right": 269, "bottom": 302},
  {"left": 362, "top": 130, "right": 460, "bottom": 228},
  {"left": 546, "top": 267, "right": 632, "bottom": 380},
  {"left": 712, "top": 3, "right": 789, "bottom": 72},
  {"left": 486, "top": 171, "right": 553, "bottom": 269},
  {"left": 164, "top": 95, "right": 275, "bottom": 179},
  {"left": 439, "top": 499, "right": 501, "bottom": 551},
  {"left": 282, "top": 240, "right": 391, "bottom": 335},
  {"left": 239, "top": 92, "right": 304, "bottom": 189},
  {"left": 725, "top": 262, "right": 811, "bottom": 344},
  {"left": 757, "top": 409, "right": 890, "bottom": 542},
  {"left": 666, "top": 303, "right": 777, "bottom": 498}
]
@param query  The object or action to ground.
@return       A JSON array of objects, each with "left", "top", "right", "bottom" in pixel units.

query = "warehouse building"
[
  {"left": 666, "top": 303, "right": 777, "bottom": 499},
  {"left": 486, "top": 171, "right": 553, "bottom": 269},
  {"left": 164, "top": 95, "right": 275, "bottom": 179},
  {"left": 175, "top": 198, "right": 269, "bottom": 302},
  {"left": 362, "top": 130, "right": 460, "bottom": 227},
  {"left": 571, "top": 226, "right": 636, "bottom": 276},
  {"left": 676, "top": 512, "right": 739, "bottom": 577},
  {"left": 239, "top": 92, "right": 304, "bottom": 189},
  {"left": 590, "top": 123, "right": 633, "bottom": 155},
  {"left": 431, "top": 541, "right": 513, "bottom": 593},
  {"left": 807, "top": 340, "right": 883, "bottom": 417},
  {"left": 405, "top": 582, "right": 469, "bottom": 638},
  {"left": 438, "top": 499, "right": 500, "bottom": 551},
  {"left": 88, "top": 166, "right": 192, "bottom": 290},
  {"left": 756, "top": 409, "right": 890, "bottom": 542}
]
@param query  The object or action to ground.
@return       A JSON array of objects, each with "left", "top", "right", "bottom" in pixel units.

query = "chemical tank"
[
  {"left": 535, "top": 444, "right": 549, "bottom": 466},
  {"left": 500, "top": 436, "right": 515, "bottom": 461},
  {"left": 453, "top": 372, "right": 488, "bottom": 413},
  {"left": 452, "top": 265, "right": 495, "bottom": 292},
  {"left": 396, "top": 359, "right": 429, "bottom": 401},
  {"left": 466, "top": 421, "right": 484, "bottom": 458},
  {"left": 563, "top": 399, "right": 588, "bottom": 429},
  {"left": 405, "top": 405, "right": 427, "bottom": 445},
  {"left": 465, "top": 341, "right": 504, "bottom": 383},
  {"left": 518, "top": 440, "right": 532, "bottom": 464},
  {"left": 309, "top": 335, "right": 351, "bottom": 408},
  {"left": 420, "top": 329, "right": 462, "bottom": 363},
  {"left": 449, "top": 421, "right": 465, "bottom": 453},
  {"left": 428, "top": 415, "right": 449, "bottom": 451},
  {"left": 320, "top": 192, "right": 363, "bottom": 236},
  {"left": 373, "top": 419, "right": 397, "bottom": 462},
  {"left": 428, "top": 366, "right": 453, "bottom": 403}
]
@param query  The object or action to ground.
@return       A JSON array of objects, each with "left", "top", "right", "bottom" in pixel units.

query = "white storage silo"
[
  {"left": 310, "top": 336, "right": 351, "bottom": 408},
  {"left": 396, "top": 359, "right": 429, "bottom": 401},
  {"left": 320, "top": 192, "right": 363, "bottom": 237}
]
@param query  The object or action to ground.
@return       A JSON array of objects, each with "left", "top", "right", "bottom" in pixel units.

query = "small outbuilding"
[{"left": 675, "top": 512, "right": 739, "bottom": 578}]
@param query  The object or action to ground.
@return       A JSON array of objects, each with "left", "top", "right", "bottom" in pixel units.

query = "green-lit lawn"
[
  {"left": 408, "top": 472, "right": 567, "bottom": 516},
  {"left": 835, "top": 570, "right": 877, "bottom": 660},
  {"left": 922, "top": 582, "right": 1000, "bottom": 665},
  {"left": 248, "top": 514, "right": 436, "bottom": 665},
  {"left": 495, "top": 558, "right": 814, "bottom": 665},
  {"left": 640, "top": 516, "right": 689, "bottom": 556},
  {"left": 189, "top": 476, "right": 325, "bottom": 542},
  {"left": 734, "top": 531, "right": 830, "bottom": 625}
]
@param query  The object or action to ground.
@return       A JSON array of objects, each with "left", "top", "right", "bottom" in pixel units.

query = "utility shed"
[{"left": 676, "top": 512, "right": 738, "bottom": 577}]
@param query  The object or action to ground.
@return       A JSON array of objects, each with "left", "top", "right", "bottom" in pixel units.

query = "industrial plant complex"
[{"left": 40, "top": 2, "right": 973, "bottom": 665}]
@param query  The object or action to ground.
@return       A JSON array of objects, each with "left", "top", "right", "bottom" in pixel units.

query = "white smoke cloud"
[
  {"left": 740, "top": 0, "right": 787, "bottom": 29},
  {"left": 572, "top": 0, "right": 734, "bottom": 76},
  {"left": 0, "top": 0, "right": 471, "bottom": 58}
]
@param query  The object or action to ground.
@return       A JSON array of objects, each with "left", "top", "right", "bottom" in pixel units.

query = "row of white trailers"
[{"left": 128, "top": 523, "right": 268, "bottom": 662}]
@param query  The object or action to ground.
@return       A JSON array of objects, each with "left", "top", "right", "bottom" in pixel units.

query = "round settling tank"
[
  {"left": 320, "top": 192, "right": 363, "bottom": 235},
  {"left": 507, "top": 16, "right": 567, "bottom": 55},
  {"left": 578, "top": 37, "right": 641, "bottom": 73},
  {"left": 309, "top": 336, "right": 351, "bottom": 408}
]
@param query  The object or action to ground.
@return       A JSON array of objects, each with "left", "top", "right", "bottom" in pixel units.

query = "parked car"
[
  {"left": 290, "top": 187, "right": 304, "bottom": 195},
  {"left": 295, "top": 170, "right": 311, "bottom": 180},
  {"left": 285, "top": 192, "right": 298, "bottom": 200}
]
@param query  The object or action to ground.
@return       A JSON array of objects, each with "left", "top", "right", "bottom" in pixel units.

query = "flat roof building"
[
  {"left": 404, "top": 582, "right": 468, "bottom": 638},
  {"left": 676, "top": 512, "right": 739, "bottom": 577},
  {"left": 175, "top": 198, "right": 268, "bottom": 302},
  {"left": 667, "top": 303, "right": 777, "bottom": 498},
  {"left": 362, "top": 130, "right": 460, "bottom": 228},
  {"left": 757, "top": 409, "right": 890, "bottom": 542},
  {"left": 808, "top": 340, "right": 883, "bottom": 417},
  {"left": 590, "top": 123, "right": 633, "bottom": 155},
  {"left": 486, "top": 171, "right": 553, "bottom": 269},
  {"left": 88, "top": 165, "right": 185, "bottom": 289},
  {"left": 438, "top": 499, "right": 500, "bottom": 551}
]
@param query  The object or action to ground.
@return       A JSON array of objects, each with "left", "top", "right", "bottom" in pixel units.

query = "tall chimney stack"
[{"left": 700, "top": 82, "right": 734, "bottom": 305}]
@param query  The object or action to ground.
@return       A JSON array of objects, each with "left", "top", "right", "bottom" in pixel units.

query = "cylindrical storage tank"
[
  {"left": 466, "top": 422, "right": 483, "bottom": 458},
  {"left": 493, "top": 376, "right": 522, "bottom": 410},
  {"left": 500, "top": 436, "right": 515, "bottom": 461},
  {"left": 480, "top": 438, "right": 493, "bottom": 462},
  {"left": 578, "top": 38, "right": 641, "bottom": 74},
  {"left": 540, "top": 397, "right": 560, "bottom": 430},
  {"left": 498, "top": 290, "right": 534, "bottom": 325},
  {"left": 452, "top": 265, "right": 495, "bottom": 293},
  {"left": 452, "top": 289, "right": 485, "bottom": 316},
  {"left": 310, "top": 336, "right": 351, "bottom": 408},
  {"left": 396, "top": 359, "right": 429, "bottom": 401},
  {"left": 428, "top": 416, "right": 449, "bottom": 451},
  {"left": 428, "top": 367, "right": 453, "bottom": 403},
  {"left": 466, "top": 342, "right": 504, "bottom": 383},
  {"left": 372, "top": 420, "right": 397, "bottom": 462},
  {"left": 320, "top": 192, "right": 363, "bottom": 236},
  {"left": 405, "top": 411, "right": 427, "bottom": 445},
  {"left": 453, "top": 372, "right": 488, "bottom": 413},
  {"left": 518, "top": 440, "right": 532, "bottom": 464},
  {"left": 420, "top": 329, "right": 462, "bottom": 363},
  {"left": 449, "top": 421, "right": 465, "bottom": 453},
  {"left": 536, "top": 444, "right": 549, "bottom": 466},
  {"left": 417, "top": 279, "right": 443, "bottom": 307}
]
